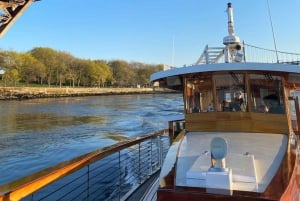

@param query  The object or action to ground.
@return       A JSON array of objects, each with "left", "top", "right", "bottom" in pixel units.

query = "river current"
[{"left": 0, "top": 93, "right": 183, "bottom": 186}]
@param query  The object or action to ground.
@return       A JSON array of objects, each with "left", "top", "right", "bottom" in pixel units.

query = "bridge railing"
[{"left": 0, "top": 129, "right": 171, "bottom": 201}]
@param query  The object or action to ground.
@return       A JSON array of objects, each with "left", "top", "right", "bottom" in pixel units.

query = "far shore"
[{"left": 0, "top": 87, "right": 177, "bottom": 100}]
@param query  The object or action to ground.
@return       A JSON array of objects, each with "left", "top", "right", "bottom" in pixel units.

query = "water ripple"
[{"left": 0, "top": 93, "right": 183, "bottom": 185}]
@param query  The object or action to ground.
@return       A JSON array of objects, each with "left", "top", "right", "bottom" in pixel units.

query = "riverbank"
[{"left": 0, "top": 87, "right": 175, "bottom": 100}]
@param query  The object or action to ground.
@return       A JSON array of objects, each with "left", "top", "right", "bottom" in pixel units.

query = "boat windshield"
[
  {"left": 215, "top": 73, "right": 246, "bottom": 112},
  {"left": 185, "top": 72, "right": 285, "bottom": 114},
  {"left": 249, "top": 74, "right": 284, "bottom": 114},
  {"left": 186, "top": 77, "right": 213, "bottom": 113}
]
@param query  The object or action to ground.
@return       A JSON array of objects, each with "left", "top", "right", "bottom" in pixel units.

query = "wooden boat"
[
  {"left": 149, "top": 3, "right": 300, "bottom": 201},
  {"left": 0, "top": 2, "right": 300, "bottom": 201}
]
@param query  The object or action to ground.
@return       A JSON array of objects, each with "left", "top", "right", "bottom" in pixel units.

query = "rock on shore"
[{"left": 0, "top": 87, "right": 173, "bottom": 100}]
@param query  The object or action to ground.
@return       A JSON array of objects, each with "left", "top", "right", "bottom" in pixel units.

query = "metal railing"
[
  {"left": 194, "top": 43, "right": 300, "bottom": 65},
  {"left": 244, "top": 43, "right": 300, "bottom": 64},
  {"left": 0, "top": 130, "right": 171, "bottom": 201}
]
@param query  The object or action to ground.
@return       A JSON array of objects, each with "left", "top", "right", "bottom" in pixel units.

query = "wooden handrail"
[{"left": 0, "top": 129, "right": 168, "bottom": 201}]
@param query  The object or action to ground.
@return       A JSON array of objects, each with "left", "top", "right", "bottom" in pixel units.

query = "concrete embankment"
[{"left": 0, "top": 87, "right": 174, "bottom": 100}]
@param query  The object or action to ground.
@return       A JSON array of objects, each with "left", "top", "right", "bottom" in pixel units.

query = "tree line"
[{"left": 0, "top": 47, "right": 164, "bottom": 87}]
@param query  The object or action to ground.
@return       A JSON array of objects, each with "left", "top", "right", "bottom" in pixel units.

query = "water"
[{"left": 0, "top": 93, "right": 183, "bottom": 186}]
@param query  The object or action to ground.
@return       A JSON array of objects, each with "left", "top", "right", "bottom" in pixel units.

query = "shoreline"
[{"left": 0, "top": 87, "right": 176, "bottom": 100}]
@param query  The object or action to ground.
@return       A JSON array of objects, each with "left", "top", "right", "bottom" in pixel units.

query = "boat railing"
[
  {"left": 0, "top": 129, "right": 172, "bottom": 201},
  {"left": 244, "top": 43, "right": 300, "bottom": 64},
  {"left": 195, "top": 45, "right": 225, "bottom": 64},
  {"left": 195, "top": 43, "right": 300, "bottom": 65}
]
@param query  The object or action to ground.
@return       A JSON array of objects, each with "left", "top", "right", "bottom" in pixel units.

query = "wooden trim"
[
  {"left": 282, "top": 79, "right": 293, "bottom": 135},
  {"left": 183, "top": 78, "right": 187, "bottom": 113},
  {"left": 294, "top": 96, "right": 300, "bottom": 135},
  {"left": 185, "top": 112, "right": 289, "bottom": 134},
  {"left": 245, "top": 73, "right": 252, "bottom": 112},
  {"left": 212, "top": 79, "right": 218, "bottom": 112},
  {"left": 288, "top": 96, "right": 300, "bottom": 136},
  {"left": 295, "top": 97, "right": 300, "bottom": 136}
]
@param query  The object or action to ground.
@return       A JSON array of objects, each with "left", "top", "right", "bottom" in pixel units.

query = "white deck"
[{"left": 175, "top": 132, "right": 288, "bottom": 192}]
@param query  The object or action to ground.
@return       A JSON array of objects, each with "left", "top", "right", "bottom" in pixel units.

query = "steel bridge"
[{"left": 0, "top": 0, "right": 39, "bottom": 38}]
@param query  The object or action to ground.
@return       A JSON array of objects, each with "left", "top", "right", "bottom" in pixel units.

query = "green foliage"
[
  {"left": 0, "top": 48, "right": 163, "bottom": 87},
  {"left": 3, "top": 69, "right": 20, "bottom": 86},
  {"left": 19, "top": 53, "right": 46, "bottom": 85}
]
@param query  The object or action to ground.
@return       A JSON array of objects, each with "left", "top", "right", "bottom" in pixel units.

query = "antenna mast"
[
  {"left": 172, "top": 36, "right": 175, "bottom": 67},
  {"left": 223, "top": 2, "right": 243, "bottom": 63},
  {"left": 267, "top": 0, "right": 279, "bottom": 63}
]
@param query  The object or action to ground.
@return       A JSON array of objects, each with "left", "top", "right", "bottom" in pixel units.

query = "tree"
[
  {"left": 30, "top": 47, "right": 59, "bottom": 87},
  {"left": 65, "top": 58, "right": 78, "bottom": 87},
  {"left": 3, "top": 69, "right": 20, "bottom": 86},
  {"left": 73, "top": 59, "right": 88, "bottom": 87},
  {"left": 87, "top": 60, "right": 101, "bottom": 87},
  {"left": 1, "top": 51, "right": 22, "bottom": 70},
  {"left": 94, "top": 60, "right": 112, "bottom": 87},
  {"left": 0, "top": 50, "right": 7, "bottom": 67},
  {"left": 130, "top": 62, "right": 163, "bottom": 87},
  {"left": 55, "top": 51, "right": 75, "bottom": 87},
  {"left": 19, "top": 53, "right": 46, "bottom": 85},
  {"left": 109, "top": 60, "right": 135, "bottom": 87},
  {"left": 0, "top": 47, "right": 165, "bottom": 87}
]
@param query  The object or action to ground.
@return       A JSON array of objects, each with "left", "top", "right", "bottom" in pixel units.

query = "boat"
[
  {"left": 148, "top": 2, "right": 300, "bottom": 201},
  {"left": 1, "top": 2, "right": 300, "bottom": 201}
]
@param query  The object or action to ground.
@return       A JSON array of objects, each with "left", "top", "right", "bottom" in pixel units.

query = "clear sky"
[{"left": 0, "top": 0, "right": 299, "bottom": 67}]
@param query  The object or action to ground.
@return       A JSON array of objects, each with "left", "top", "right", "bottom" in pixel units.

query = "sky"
[{"left": 0, "top": 0, "right": 300, "bottom": 67}]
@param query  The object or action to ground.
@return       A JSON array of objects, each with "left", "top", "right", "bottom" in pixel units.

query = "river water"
[{"left": 0, "top": 93, "right": 183, "bottom": 186}]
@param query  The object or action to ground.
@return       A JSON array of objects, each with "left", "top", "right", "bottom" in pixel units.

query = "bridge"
[{"left": 0, "top": 0, "right": 39, "bottom": 38}]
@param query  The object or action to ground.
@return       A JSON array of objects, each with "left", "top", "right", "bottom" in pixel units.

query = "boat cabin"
[
  {"left": 151, "top": 62, "right": 300, "bottom": 201},
  {"left": 153, "top": 63, "right": 300, "bottom": 135}
]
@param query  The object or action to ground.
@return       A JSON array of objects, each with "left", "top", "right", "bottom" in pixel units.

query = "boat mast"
[
  {"left": 267, "top": 0, "right": 279, "bottom": 63},
  {"left": 223, "top": 2, "right": 243, "bottom": 63}
]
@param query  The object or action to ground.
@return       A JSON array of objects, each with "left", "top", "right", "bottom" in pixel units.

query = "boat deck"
[
  {"left": 175, "top": 132, "right": 288, "bottom": 192},
  {"left": 126, "top": 170, "right": 160, "bottom": 201}
]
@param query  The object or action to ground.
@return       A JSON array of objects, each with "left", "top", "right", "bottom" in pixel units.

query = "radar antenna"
[{"left": 223, "top": 2, "right": 243, "bottom": 63}]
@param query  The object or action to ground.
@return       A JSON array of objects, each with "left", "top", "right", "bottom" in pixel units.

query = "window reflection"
[
  {"left": 185, "top": 72, "right": 285, "bottom": 114},
  {"left": 186, "top": 77, "right": 213, "bottom": 113},
  {"left": 214, "top": 73, "right": 247, "bottom": 112},
  {"left": 249, "top": 74, "right": 285, "bottom": 114}
]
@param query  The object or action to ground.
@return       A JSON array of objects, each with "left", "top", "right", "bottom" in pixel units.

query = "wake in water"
[{"left": 0, "top": 93, "right": 183, "bottom": 185}]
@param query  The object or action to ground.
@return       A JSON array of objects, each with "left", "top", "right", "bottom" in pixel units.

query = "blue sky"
[{"left": 0, "top": 0, "right": 299, "bottom": 66}]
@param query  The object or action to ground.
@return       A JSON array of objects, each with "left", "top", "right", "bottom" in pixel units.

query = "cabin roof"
[{"left": 151, "top": 62, "right": 300, "bottom": 82}]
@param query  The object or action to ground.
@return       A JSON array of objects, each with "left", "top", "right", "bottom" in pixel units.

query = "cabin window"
[
  {"left": 249, "top": 74, "right": 285, "bottom": 114},
  {"left": 185, "top": 77, "right": 213, "bottom": 113},
  {"left": 214, "top": 73, "right": 247, "bottom": 112}
]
